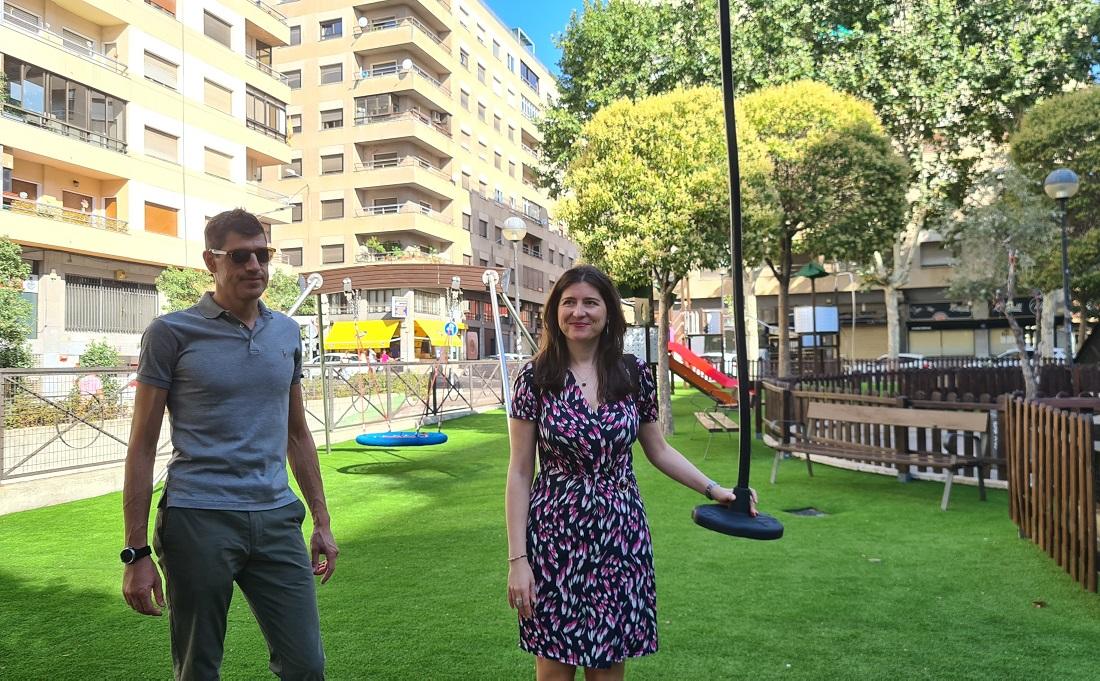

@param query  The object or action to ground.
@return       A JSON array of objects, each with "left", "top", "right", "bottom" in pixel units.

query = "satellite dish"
[
  {"left": 401, "top": 58, "right": 413, "bottom": 71},
  {"left": 357, "top": 16, "right": 368, "bottom": 28}
]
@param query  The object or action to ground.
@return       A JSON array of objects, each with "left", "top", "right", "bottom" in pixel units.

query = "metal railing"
[
  {"left": 353, "top": 16, "right": 448, "bottom": 52},
  {"left": 248, "top": 0, "right": 288, "bottom": 25},
  {"left": 354, "top": 63, "right": 450, "bottom": 95},
  {"left": 521, "top": 142, "right": 538, "bottom": 158},
  {"left": 246, "top": 117, "right": 288, "bottom": 142},
  {"left": 0, "top": 362, "right": 517, "bottom": 482},
  {"left": 353, "top": 155, "right": 450, "bottom": 179},
  {"left": 355, "top": 250, "right": 446, "bottom": 264},
  {"left": 521, "top": 244, "right": 543, "bottom": 259},
  {"left": 2, "top": 197, "right": 129, "bottom": 233},
  {"left": 142, "top": 0, "right": 179, "bottom": 20},
  {"left": 353, "top": 110, "right": 451, "bottom": 137},
  {"left": 355, "top": 201, "right": 452, "bottom": 224},
  {"left": 1, "top": 9, "right": 128, "bottom": 74},
  {"left": 1, "top": 102, "right": 127, "bottom": 152},
  {"left": 246, "top": 54, "right": 291, "bottom": 85}
]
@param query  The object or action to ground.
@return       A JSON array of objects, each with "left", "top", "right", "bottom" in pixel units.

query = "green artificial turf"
[{"left": 1, "top": 394, "right": 1098, "bottom": 680}]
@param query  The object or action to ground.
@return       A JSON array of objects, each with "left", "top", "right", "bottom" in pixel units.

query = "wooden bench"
[
  {"left": 771, "top": 402, "right": 993, "bottom": 511},
  {"left": 693, "top": 410, "right": 739, "bottom": 459}
]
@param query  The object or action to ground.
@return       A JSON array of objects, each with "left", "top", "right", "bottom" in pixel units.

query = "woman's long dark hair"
[{"left": 530, "top": 265, "right": 635, "bottom": 402}]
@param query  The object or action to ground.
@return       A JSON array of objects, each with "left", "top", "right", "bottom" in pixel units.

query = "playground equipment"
[
  {"left": 354, "top": 364, "right": 455, "bottom": 447},
  {"left": 668, "top": 341, "right": 738, "bottom": 407}
]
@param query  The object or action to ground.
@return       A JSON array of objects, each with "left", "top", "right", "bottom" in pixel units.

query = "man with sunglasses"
[{"left": 122, "top": 209, "right": 337, "bottom": 680}]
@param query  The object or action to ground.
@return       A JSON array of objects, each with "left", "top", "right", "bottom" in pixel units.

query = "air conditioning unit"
[{"left": 359, "top": 69, "right": 369, "bottom": 80}]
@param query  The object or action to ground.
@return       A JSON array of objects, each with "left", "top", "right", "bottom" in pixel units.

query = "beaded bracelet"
[
  {"left": 704, "top": 481, "right": 719, "bottom": 500},
  {"left": 508, "top": 553, "right": 528, "bottom": 563}
]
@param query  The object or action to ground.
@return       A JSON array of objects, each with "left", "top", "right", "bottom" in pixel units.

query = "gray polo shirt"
[{"left": 137, "top": 293, "right": 303, "bottom": 511}]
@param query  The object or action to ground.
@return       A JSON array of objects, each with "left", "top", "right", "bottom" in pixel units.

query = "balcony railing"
[
  {"left": 521, "top": 142, "right": 538, "bottom": 158},
  {"left": 354, "top": 250, "right": 446, "bottom": 264},
  {"left": 1, "top": 9, "right": 128, "bottom": 74},
  {"left": 354, "top": 63, "right": 450, "bottom": 96},
  {"left": 2, "top": 102, "right": 127, "bottom": 152},
  {"left": 355, "top": 201, "right": 452, "bottom": 224},
  {"left": 246, "top": 117, "right": 288, "bottom": 142},
  {"left": 354, "top": 110, "right": 451, "bottom": 138},
  {"left": 521, "top": 244, "right": 543, "bottom": 260},
  {"left": 248, "top": 0, "right": 288, "bottom": 25},
  {"left": 353, "top": 16, "right": 449, "bottom": 52},
  {"left": 245, "top": 181, "right": 291, "bottom": 201},
  {"left": 246, "top": 55, "right": 291, "bottom": 85},
  {"left": 143, "top": 0, "right": 179, "bottom": 20},
  {"left": 3, "top": 195, "right": 129, "bottom": 233},
  {"left": 353, "top": 155, "right": 450, "bottom": 179}
]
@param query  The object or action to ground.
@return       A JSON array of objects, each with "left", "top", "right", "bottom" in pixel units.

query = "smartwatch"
[{"left": 120, "top": 545, "right": 152, "bottom": 564}]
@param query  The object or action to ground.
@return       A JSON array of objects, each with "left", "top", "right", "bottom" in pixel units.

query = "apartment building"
[
  {"left": 1, "top": 0, "right": 292, "bottom": 366},
  {"left": 265, "top": 0, "right": 576, "bottom": 357}
]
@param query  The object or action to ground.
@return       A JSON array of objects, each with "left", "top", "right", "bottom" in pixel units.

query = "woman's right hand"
[{"left": 507, "top": 558, "right": 537, "bottom": 620}]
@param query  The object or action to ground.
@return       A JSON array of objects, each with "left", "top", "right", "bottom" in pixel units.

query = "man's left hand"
[{"left": 310, "top": 525, "right": 339, "bottom": 584}]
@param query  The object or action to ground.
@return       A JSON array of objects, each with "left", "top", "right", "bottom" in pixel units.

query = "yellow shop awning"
[
  {"left": 323, "top": 320, "right": 399, "bottom": 351},
  {"left": 414, "top": 319, "right": 466, "bottom": 348}
]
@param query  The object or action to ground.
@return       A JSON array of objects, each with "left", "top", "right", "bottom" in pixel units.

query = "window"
[
  {"left": 494, "top": 152, "right": 502, "bottom": 170},
  {"left": 290, "top": 204, "right": 302, "bottom": 223},
  {"left": 320, "top": 108, "right": 343, "bottom": 129},
  {"left": 520, "top": 61, "right": 540, "bottom": 94},
  {"left": 461, "top": 130, "right": 471, "bottom": 148},
  {"left": 508, "top": 160, "right": 516, "bottom": 178},
  {"left": 459, "top": 49, "right": 469, "bottom": 69},
  {"left": 321, "top": 244, "right": 344, "bottom": 263},
  {"left": 493, "top": 40, "right": 501, "bottom": 59},
  {"left": 320, "top": 18, "right": 342, "bottom": 40},
  {"left": 355, "top": 94, "right": 396, "bottom": 119},
  {"left": 246, "top": 86, "right": 287, "bottom": 140},
  {"left": 203, "top": 11, "right": 232, "bottom": 48},
  {"left": 320, "top": 153, "right": 343, "bottom": 174},
  {"left": 4, "top": 58, "right": 126, "bottom": 144},
  {"left": 478, "top": 218, "right": 488, "bottom": 237},
  {"left": 372, "top": 151, "right": 398, "bottom": 167},
  {"left": 463, "top": 255, "right": 472, "bottom": 266},
  {"left": 62, "top": 190, "right": 93, "bottom": 212},
  {"left": 479, "top": 258, "right": 489, "bottom": 267},
  {"left": 289, "top": 25, "right": 301, "bottom": 45},
  {"left": 285, "top": 70, "right": 302, "bottom": 89},
  {"left": 204, "top": 79, "right": 232, "bottom": 114},
  {"left": 5, "top": 3, "right": 39, "bottom": 28},
  {"left": 507, "top": 53, "right": 515, "bottom": 72},
  {"left": 321, "top": 199, "right": 344, "bottom": 220},
  {"left": 508, "top": 125, "right": 515, "bottom": 142},
  {"left": 493, "top": 115, "right": 501, "bottom": 132},
  {"left": 319, "top": 63, "right": 342, "bottom": 84},
  {"left": 460, "top": 90, "right": 469, "bottom": 110},
  {"left": 143, "top": 52, "right": 177, "bottom": 89},
  {"left": 65, "top": 275, "right": 158, "bottom": 334},
  {"left": 477, "top": 63, "right": 486, "bottom": 84},
  {"left": 289, "top": 113, "right": 302, "bottom": 133},
  {"left": 494, "top": 188, "right": 504, "bottom": 203},
  {"left": 477, "top": 102, "right": 486, "bottom": 122},
  {"left": 284, "top": 247, "right": 303, "bottom": 265},
  {"left": 144, "top": 127, "right": 178, "bottom": 163},
  {"left": 478, "top": 180, "right": 487, "bottom": 196},
  {"left": 204, "top": 147, "right": 232, "bottom": 178},
  {"left": 283, "top": 158, "right": 302, "bottom": 178},
  {"left": 144, "top": 202, "right": 178, "bottom": 236},
  {"left": 461, "top": 173, "right": 471, "bottom": 189},
  {"left": 462, "top": 213, "right": 471, "bottom": 230}
]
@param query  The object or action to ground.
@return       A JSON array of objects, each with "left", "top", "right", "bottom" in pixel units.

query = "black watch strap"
[{"left": 120, "top": 545, "right": 152, "bottom": 564}]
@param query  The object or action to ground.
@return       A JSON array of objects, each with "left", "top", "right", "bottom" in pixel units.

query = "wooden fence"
[
  {"left": 1004, "top": 398, "right": 1097, "bottom": 592},
  {"left": 795, "top": 363, "right": 1100, "bottom": 399}
]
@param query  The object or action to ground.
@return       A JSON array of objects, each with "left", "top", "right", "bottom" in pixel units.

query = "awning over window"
[
  {"left": 414, "top": 319, "right": 466, "bottom": 348},
  {"left": 323, "top": 320, "right": 399, "bottom": 351}
]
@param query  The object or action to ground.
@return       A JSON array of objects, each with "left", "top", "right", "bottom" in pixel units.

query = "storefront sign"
[
  {"left": 995, "top": 297, "right": 1039, "bottom": 319},
  {"left": 908, "top": 302, "right": 972, "bottom": 321}
]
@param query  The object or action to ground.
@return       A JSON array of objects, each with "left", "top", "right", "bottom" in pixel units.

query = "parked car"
[
  {"left": 995, "top": 347, "right": 1066, "bottom": 364},
  {"left": 302, "top": 353, "right": 370, "bottom": 379},
  {"left": 487, "top": 353, "right": 530, "bottom": 362},
  {"left": 875, "top": 352, "right": 928, "bottom": 369}
]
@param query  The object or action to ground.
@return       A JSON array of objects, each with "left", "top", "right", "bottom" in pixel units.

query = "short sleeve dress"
[{"left": 510, "top": 356, "right": 660, "bottom": 669}]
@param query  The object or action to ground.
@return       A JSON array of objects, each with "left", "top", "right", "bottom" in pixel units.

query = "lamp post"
[
  {"left": 503, "top": 216, "right": 527, "bottom": 354},
  {"left": 1044, "top": 168, "right": 1080, "bottom": 367},
  {"left": 448, "top": 275, "right": 464, "bottom": 360}
]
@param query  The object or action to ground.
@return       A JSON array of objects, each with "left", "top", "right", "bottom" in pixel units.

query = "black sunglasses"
[{"left": 209, "top": 247, "right": 277, "bottom": 264}]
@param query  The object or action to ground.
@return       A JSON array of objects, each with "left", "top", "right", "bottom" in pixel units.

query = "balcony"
[
  {"left": 521, "top": 244, "right": 543, "bottom": 260},
  {"left": 356, "top": 201, "right": 451, "bottom": 224},
  {"left": 1, "top": 7, "right": 128, "bottom": 74},
  {"left": 352, "top": 155, "right": 454, "bottom": 199},
  {"left": 521, "top": 142, "right": 538, "bottom": 159},
  {"left": 354, "top": 249, "right": 447, "bottom": 265},
  {"left": 353, "top": 64, "right": 451, "bottom": 114},
  {"left": 246, "top": 0, "right": 288, "bottom": 25},
  {"left": 2, "top": 195, "right": 128, "bottom": 232},
  {"left": 352, "top": 17, "right": 451, "bottom": 74},
  {"left": 353, "top": 111, "right": 452, "bottom": 157},
  {"left": 247, "top": 55, "right": 291, "bottom": 85},
  {"left": 1, "top": 102, "right": 127, "bottom": 153}
]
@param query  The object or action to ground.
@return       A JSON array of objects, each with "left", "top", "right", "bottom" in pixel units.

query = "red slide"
[{"left": 668, "top": 341, "right": 737, "bottom": 389}]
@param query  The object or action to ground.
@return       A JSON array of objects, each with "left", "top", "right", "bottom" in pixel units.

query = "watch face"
[{"left": 120, "top": 548, "right": 135, "bottom": 564}]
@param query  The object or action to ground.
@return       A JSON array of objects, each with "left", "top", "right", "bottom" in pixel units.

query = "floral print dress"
[{"left": 511, "top": 357, "right": 660, "bottom": 669}]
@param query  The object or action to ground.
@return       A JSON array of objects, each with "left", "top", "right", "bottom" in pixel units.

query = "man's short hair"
[{"left": 204, "top": 209, "right": 267, "bottom": 250}]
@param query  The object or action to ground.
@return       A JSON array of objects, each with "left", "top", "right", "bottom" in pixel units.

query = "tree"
[
  {"left": 0, "top": 236, "right": 32, "bottom": 368},
  {"left": 79, "top": 339, "right": 121, "bottom": 368},
  {"left": 155, "top": 267, "right": 212, "bottom": 312},
  {"left": 557, "top": 87, "right": 762, "bottom": 433},
  {"left": 941, "top": 165, "right": 1057, "bottom": 398},
  {"left": 264, "top": 268, "right": 316, "bottom": 315},
  {"left": 1012, "top": 87, "right": 1100, "bottom": 346},
  {"left": 739, "top": 81, "right": 908, "bottom": 377}
]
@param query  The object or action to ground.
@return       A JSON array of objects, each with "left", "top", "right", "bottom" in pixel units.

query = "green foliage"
[
  {"left": 264, "top": 269, "right": 316, "bottom": 315},
  {"left": 78, "top": 340, "right": 121, "bottom": 368},
  {"left": 0, "top": 236, "right": 32, "bottom": 368},
  {"left": 155, "top": 266, "right": 212, "bottom": 313},
  {"left": 364, "top": 237, "right": 385, "bottom": 253}
]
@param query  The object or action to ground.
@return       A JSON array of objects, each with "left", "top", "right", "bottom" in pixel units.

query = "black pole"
[
  {"left": 718, "top": 0, "right": 753, "bottom": 490},
  {"left": 1059, "top": 197, "right": 1074, "bottom": 368}
]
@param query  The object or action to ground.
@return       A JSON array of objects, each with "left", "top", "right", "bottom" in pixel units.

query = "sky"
[{"left": 486, "top": 0, "right": 585, "bottom": 77}]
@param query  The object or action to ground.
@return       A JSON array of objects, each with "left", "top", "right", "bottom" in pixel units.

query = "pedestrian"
[
  {"left": 379, "top": 349, "right": 391, "bottom": 364},
  {"left": 504, "top": 265, "right": 756, "bottom": 680},
  {"left": 122, "top": 209, "right": 338, "bottom": 680}
]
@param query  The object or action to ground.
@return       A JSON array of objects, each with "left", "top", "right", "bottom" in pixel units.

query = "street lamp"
[
  {"left": 503, "top": 216, "right": 527, "bottom": 354},
  {"left": 1044, "top": 167, "right": 1080, "bottom": 366}
]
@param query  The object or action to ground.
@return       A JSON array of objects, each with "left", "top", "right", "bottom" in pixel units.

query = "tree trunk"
[
  {"left": 744, "top": 266, "right": 762, "bottom": 363},
  {"left": 1038, "top": 290, "right": 1057, "bottom": 359},
  {"left": 655, "top": 284, "right": 676, "bottom": 436},
  {"left": 883, "top": 284, "right": 902, "bottom": 358},
  {"left": 776, "top": 274, "right": 791, "bottom": 378},
  {"left": 1003, "top": 252, "right": 1038, "bottom": 399}
]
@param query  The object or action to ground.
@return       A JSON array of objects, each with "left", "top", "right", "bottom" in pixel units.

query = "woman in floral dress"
[{"left": 504, "top": 265, "right": 756, "bottom": 680}]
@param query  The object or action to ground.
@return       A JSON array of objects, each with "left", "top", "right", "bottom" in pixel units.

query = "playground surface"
[{"left": 1, "top": 395, "right": 1098, "bottom": 680}]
